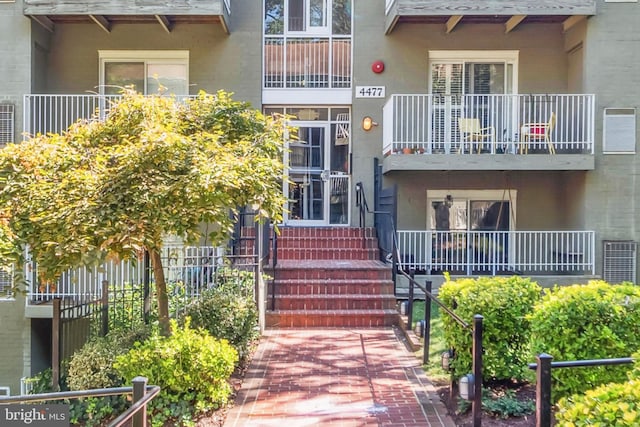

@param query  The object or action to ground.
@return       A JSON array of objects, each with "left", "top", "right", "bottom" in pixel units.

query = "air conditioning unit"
[
  {"left": 603, "top": 240, "right": 637, "bottom": 284},
  {"left": 0, "top": 103, "right": 15, "bottom": 145}
]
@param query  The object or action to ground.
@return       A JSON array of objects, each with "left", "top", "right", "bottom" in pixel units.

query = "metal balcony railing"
[
  {"left": 382, "top": 94, "right": 595, "bottom": 156},
  {"left": 23, "top": 94, "right": 195, "bottom": 139},
  {"left": 396, "top": 230, "right": 595, "bottom": 276},
  {"left": 263, "top": 36, "right": 351, "bottom": 89},
  {"left": 26, "top": 244, "right": 226, "bottom": 303}
]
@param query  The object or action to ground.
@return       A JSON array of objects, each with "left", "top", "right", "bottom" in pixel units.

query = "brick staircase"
[{"left": 265, "top": 227, "right": 400, "bottom": 328}]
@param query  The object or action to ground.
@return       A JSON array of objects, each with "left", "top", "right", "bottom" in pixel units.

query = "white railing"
[
  {"left": 26, "top": 245, "right": 227, "bottom": 302},
  {"left": 263, "top": 36, "right": 351, "bottom": 89},
  {"left": 23, "top": 94, "right": 195, "bottom": 138},
  {"left": 382, "top": 94, "right": 595, "bottom": 156},
  {"left": 396, "top": 230, "right": 595, "bottom": 276}
]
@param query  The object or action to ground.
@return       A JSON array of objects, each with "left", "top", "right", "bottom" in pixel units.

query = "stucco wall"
[
  {"left": 581, "top": 1, "right": 640, "bottom": 274},
  {"left": 42, "top": 0, "right": 262, "bottom": 106},
  {"left": 0, "top": 1, "right": 31, "bottom": 142}
]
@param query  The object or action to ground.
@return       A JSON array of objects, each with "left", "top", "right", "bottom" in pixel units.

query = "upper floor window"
[
  {"left": 265, "top": 0, "right": 351, "bottom": 36},
  {"left": 99, "top": 51, "right": 189, "bottom": 96}
]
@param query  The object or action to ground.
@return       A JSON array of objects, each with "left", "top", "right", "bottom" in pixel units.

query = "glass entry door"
[
  {"left": 430, "top": 58, "right": 515, "bottom": 153},
  {"left": 285, "top": 123, "right": 350, "bottom": 225}
]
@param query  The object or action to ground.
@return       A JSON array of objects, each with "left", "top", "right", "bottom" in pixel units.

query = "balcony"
[
  {"left": 23, "top": 94, "right": 196, "bottom": 138},
  {"left": 23, "top": 0, "right": 231, "bottom": 34},
  {"left": 396, "top": 230, "right": 595, "bottom": 277},
  {"left": 382, "top": 93, "right": 595, "bottom": 172},
  {"left": 263, "top": 36, "right": 352, "bottom": 104},
  {"left": 384, "top": 0, "right": 597, "bottom": 34}
]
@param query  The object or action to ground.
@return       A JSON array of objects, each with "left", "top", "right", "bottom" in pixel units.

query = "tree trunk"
[{"left": 149, "top": 248, "right": 171, "bottom": 336}]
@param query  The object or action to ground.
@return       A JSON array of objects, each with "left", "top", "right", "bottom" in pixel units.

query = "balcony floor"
[{"left": 383, "top": 153, "right": 594, "bottom": 172}]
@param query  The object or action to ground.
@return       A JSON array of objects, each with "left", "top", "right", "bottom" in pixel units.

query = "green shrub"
[
  {"left": 439, "top": 276, "right": 542, "bottom": 381},
  {"left": 482, "top": 389, "right": 535, "bottom": 419},
  {"left": 114, "top": 319, "right": 238, "bottom": 427},
  {"left": 67, "top": 326, "right": 152, "bottom": 390},
  {"left": 65, "top": 325, "right": 152, "bottom": 426},
  {"left": 528, "top": 281, "right": 640, "bottom": 401},
  {"left": 556, "top": 380, "right": 640, "bottom": 426},
  {"left": 180, "top": 268, "right": 258, "bottom": 359}
]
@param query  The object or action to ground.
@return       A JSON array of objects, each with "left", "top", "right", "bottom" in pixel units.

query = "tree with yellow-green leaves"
[{"left": 0, "top": 90, "right": 287, "bottom": 335}]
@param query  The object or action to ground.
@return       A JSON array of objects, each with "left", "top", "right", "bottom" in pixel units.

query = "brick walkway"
[{"left": 224, "top": 328, "right": 456, "bottom": 427}]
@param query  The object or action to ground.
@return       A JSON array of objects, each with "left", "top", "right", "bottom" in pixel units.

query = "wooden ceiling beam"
[
  {"left": 30, "top": 15, "right": 54, "bottom": 33},
  {"left": 505, "top": 15, "right": 526, "bottom": 33},
  {"left": 445, "top": 15, "right": 463, "bottom": 34},
  {"left": 155, "top": 15, "right": 173, "bottom": 33},
  {"left": 563, "top": 15, "right": 586, "bottom": 32},
  {"left": 89, "top": 15, "right": 111, "bottom": 33}
]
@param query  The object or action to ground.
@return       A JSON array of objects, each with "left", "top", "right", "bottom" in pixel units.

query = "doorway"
[{"left": 266, "top": 107, "right": 350, "bottom": 225}]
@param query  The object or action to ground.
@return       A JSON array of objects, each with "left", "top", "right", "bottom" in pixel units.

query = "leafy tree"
[{"left": 0, "top": 90, "right": 287, "bottom": 334}]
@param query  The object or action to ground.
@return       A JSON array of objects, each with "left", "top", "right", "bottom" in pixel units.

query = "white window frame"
[
  {"left": 428, "top": 50, "right": 519, "bottom": 95},
  {"left": 287, "top": 0, "right": 330, "bottom": 36},
  {"left": 98, "top": 50, "right": 189, "bottom": 95}
]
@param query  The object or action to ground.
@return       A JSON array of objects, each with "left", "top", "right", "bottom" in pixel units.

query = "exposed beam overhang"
[
  {"left": 30, "top": 15, "right": 54, "bottom": 33},
  {"left": 505, "top": 15, "right": 526, "bottom": 33},
  {"left": 89, "top": 15, "right": 111, "bottom": 33},
  {"left": 445, "top": 15, "right": 463, "bottom": 34},
  {"left": 155, "top": 15, "right": 172, "bottom": 33},
  {"left": 563, "top": 15, "right": 586, "bottom": 32}
]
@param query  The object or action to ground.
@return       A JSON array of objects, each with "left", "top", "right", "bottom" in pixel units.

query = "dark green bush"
[
  {"left": 528, "top": 281, "right": 640, "bottom": 401},
  {"left": 114, "top": 319, "right": 238, "bottom": 427},
  {"left": 180, "top": 268, "right": 258, "bottom": 359},
  {"left": 439, "top": 276, "right": 542, "bottom": 381},
  {"left": 67, "top": 326, "right": 152, "bottom": 390}
]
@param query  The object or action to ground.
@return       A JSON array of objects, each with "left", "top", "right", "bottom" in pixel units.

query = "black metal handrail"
[
  {"left": 528, "top": 354, "right": 635, "bottom": 427},
  {"left": 0, "top": 377, "right": 160, "bottom": 427},
  {"left": 357, "top": 179, "right": 484, "bottom": 427}
]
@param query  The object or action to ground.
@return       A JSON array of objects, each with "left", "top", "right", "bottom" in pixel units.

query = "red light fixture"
[{"left": 371, "top": 60, "right": 385, "bottom": 74}]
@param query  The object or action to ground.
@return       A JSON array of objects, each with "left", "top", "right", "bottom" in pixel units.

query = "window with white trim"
[{"left": 99, "top": 51, "right": 189, "bottom": 95}]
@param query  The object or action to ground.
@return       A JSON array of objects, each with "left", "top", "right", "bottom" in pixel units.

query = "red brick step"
[{"left": 266, "top": 227, "right": 400, "bottom": 328}]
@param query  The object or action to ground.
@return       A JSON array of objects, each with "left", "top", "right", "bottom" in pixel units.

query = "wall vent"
[
  {"left": 603, "top": 240, "right": 637, "bottom": 284},
  {"left": 603, "top": 108, "right": 636, "bottom": 154},
  {"left": 0, "top": 103, "right": 15, "bottom": 145}
]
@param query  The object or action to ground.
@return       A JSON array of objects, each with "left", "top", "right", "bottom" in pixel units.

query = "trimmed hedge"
[
  {"left": 556, "top": 351, "right": 640, "bottom": 426},
  {"left": 528, "top": 281, "right": 640, "bottom": 401},
  {"left": 439, "top": 276, "right": 542, "bottom": 381}
]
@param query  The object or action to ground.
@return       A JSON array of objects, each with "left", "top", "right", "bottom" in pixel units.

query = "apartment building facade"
[{"left": 1, "top": 0, "right": 639, "bottom": 392}]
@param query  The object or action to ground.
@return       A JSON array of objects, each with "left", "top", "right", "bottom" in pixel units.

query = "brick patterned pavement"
[{"left": 224, "top": 328, "right": 456, "bottom": 427}]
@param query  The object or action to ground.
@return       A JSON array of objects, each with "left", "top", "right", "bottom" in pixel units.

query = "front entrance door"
[{"left": 285, "top": 121, "right": 350, "bottom": 225}]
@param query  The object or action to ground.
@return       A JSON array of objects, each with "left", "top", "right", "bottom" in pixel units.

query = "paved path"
[{"left": 224, "top": 328, "right": 456, "bottom": 427}]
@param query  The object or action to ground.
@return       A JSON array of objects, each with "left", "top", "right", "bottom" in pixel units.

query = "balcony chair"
[
  {"left": 519, "top": 112, "right": 556, "bottom": 154},
  {"left": 458, "top": 118, "right": 495, "bottom": 154}
]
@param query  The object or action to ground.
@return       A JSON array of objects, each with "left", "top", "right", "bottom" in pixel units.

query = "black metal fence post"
[
  {"left": 52, "top": 298, "right": 61, "bottom": 391},
  {"left": 536, "top": 353, "right": 553, "bottom": 427},
  {"left": 422, "top": 280, "right": 432, "bottom": 365},
  {"left": 143, "top": 250, "right": 151, "bottom": 324},
  {"left": 472, "top": 314, "right": 483, "bottom": 427},
  {"left": 101, "top": 280, "right": 109, "bottom": 337},
  {"left": 407, "top": 270, "right": 415, "bottom": 330},
  {"left": 132, "top": 376, "right": 148, "bottom": 427}
]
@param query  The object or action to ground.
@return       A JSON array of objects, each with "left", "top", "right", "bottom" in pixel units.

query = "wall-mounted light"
[
  {"left": 362, "top": 116, "right": 378, "bottom": 131},
  {"left": 459, "top": 374, "right": 475, "bottom": 401}
]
